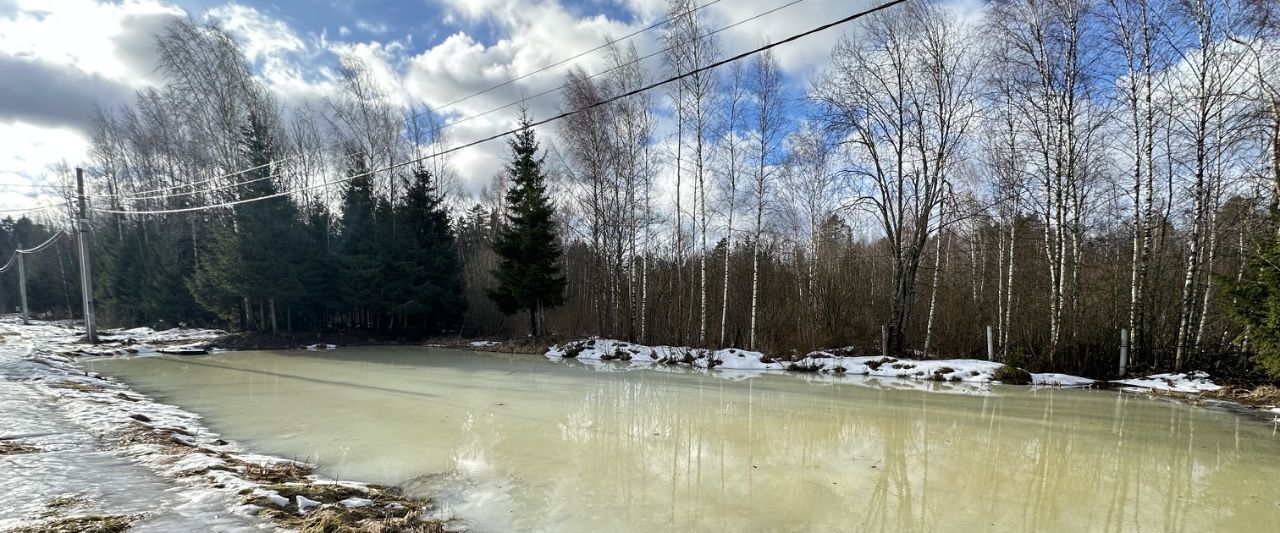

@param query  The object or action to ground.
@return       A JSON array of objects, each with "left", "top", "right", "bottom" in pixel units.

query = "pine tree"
[{"left": 489, "top": 113, "right": 566, "bottom": 336}]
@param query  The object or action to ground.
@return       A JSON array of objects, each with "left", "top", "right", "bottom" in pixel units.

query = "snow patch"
[
  {"left": 255, "top": 489, "right": 290, "bottom": 508},
  {"left": 340, "top": 497, "right": 374, "bottom": 508},
  {"left": 0, "top": 319, "right": 435, "bottom": 530},
  {"left": 296, "top": 495, "right": 321, "bottom": 514},
  {"left": 547, "top": 338, "right": 1095, "bottom": 388},
  {"left": 1115, "top": 371, "right": 1222, "bottom": 393}
]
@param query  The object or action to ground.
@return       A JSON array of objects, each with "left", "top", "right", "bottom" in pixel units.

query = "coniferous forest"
[{"left": 9, "top": 0, "right": 1280, "bottom": 381}]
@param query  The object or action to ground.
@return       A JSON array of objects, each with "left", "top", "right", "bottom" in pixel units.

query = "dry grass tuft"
[
  {"left": 1202, "top": 384, "right": 1280, "bottom": 407},
  {"left": 240, "top": 460, "right": 315, "bottom": 484},
  {"left": 993, "top": 365, "right": 1032, "bottom": 385},
  {"left": 244, "top": 482, "right": 445, "bottom": 533},
  {"left": 291, "top": 507, "right": 447, "bottom": 533},
  {"left": 0, "top": 440, "right": 40, "bottom": 455},
  {"left": 44, "top": 496, "right": 87, "bottom": 510},
  {"left": 49, "top": 381, "right": 106, "bottom": 393},
  {"left": 39, "top": 495, "right": 88, "bottom": 519},
  {"left": 6, "top": 514, "right": 137, "bottom": 533},
  {"left": 929, "top": 367, "right": 956, "bottom": 381},
  {"left": 787, "top": 359, "right": 824, "bottom": 372},
  {"left": 864, "top": 357, "right": 895, "bottom": 371}
]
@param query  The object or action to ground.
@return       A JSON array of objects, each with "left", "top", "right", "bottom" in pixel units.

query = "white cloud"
[
  {"left": 0, "top": 0, "right": 876, "bottom": 207},
  {"left": 0, "top": 0, "right": 185, "bottom": 212},
  {"left": 0, "top": 121, "right": 86, "bottom": 214},
  {"left": 205, "top": 3, "right": 305, "bottom": 63},
  {"left": 354, "top": 19, "right": 390, "bottom": 35},
  {"left": 0, "top": 0, "right": 182, "bottom": 85}
]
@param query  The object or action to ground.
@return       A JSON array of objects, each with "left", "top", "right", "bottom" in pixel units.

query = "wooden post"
[
  {"left": 881, "top": 324, "right": 889, "bottom": 357},
  {"left": 986, "top": 324, "right": 994, "bottom": 361},
  {"left": 1119, "top": 328, "right": 1129, "bottom": 377}
]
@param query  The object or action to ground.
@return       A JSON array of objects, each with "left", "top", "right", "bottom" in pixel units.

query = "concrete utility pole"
[
  {"left": 1119, "top": 328, "right": 1130, "bottom": 377},
  {"left": 880, "top": 324, "right": 889, "bottom": 357},
  {"left": 16, "top": 248, "right": 27, "bottom": 325},
  {"left": 76, "top": 168, "right": 97, "bottom": 343},
  {"left": 986, "top": 325, "right": 994, "bottom": 361}
]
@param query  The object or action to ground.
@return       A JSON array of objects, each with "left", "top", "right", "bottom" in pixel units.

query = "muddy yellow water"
[{"left": 87, "top": 347, "right": 1279, "bottom": 532}]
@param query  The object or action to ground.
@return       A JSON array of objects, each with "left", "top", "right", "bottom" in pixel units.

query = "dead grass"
[
  {"left": 1203, "top": 384, "right": 1280, "bottom": 407},
  {"left": 49, "top": 381, "right": 106, "bottom": 393},
  {"left": 116, "top": 423, "right": 194, "bottom": 453},
  {"left": 113, "top": 419, "right": 444, "bottom": 533},
  {"left": 44, "top": 496, "right": 87, "bottom": 510},
  {"left": 0, "top": 440, "right": 40, "bottom": 455},
  {"left": 788, "top": 359, "right": 824, "bottom": 372},
  {"left": 39, "top": 496, "right": 88, "bottom": 519},
  {"left": 244, "top": 482, "right": 445, "bottom": 533},
  {"left": 287, "top": 507, "right": 446, "bottom": 533},
  {"left": 864, "top": 357, "right": 895, "bottom": 371},
  {"left": 993, "top": 365, "right": 1032, "bottom": 385},
  {"left": 5, "top": 514, "right": 137, "bottom": 533},
  {"left": 240, "top": 460, "right": 315, "bottom": 484},
  {"left": 928, "top": 367, "right": 956, "bottom": 381}
]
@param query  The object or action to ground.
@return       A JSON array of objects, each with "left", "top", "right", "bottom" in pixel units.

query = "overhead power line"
[
  {"left": 95, "top": 0, "right": 908, "bottom": 216},
  {"left": 0, "top": 202, "right": 65, "bottom": 215},
  {"left": 93, "top": 0, "right": 726, "bottom": 201},
  {"left": 104, "top": 0, "right": 806, "bottom": 205},
  {"left": 0, "top": 183, "right": 70, "bottom": 189},
  {"left": 0, "top": 231, "right": 67, "bottom": 273}
]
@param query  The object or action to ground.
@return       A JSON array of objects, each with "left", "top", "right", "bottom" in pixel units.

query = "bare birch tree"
[{"left": 813, "top": 1, "right": 979, "bottom": 355}]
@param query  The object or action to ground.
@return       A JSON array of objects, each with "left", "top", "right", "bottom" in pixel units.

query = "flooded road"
[{"left": 87, "top": 347, "right": 1280, "bottom": 532}]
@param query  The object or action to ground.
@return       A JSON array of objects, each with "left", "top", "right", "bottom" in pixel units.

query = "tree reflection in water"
[{"left": 89, "top": 348, "right": 1280, "bottom": 533}]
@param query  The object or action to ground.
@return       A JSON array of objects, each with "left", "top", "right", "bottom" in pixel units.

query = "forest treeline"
[{"left": 12, "top": 0, "right": 1280, "bottom": 378}]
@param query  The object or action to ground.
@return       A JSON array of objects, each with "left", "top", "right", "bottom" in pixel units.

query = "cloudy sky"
[{"left": 0, "top": 0, "right": 955, "bottom": 215}]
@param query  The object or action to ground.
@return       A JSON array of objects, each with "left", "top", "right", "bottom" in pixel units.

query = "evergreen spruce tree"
[
  {"left": 235, "top": 112, "right": 304, "bottom": 333},
  {"left": 189, "top": 225, "right": 244, "bottom": 326},
  {"left": 297, "top": 201, "right": 337, "bottom": 330},
  {"left": 337, "top": 154, "right": 381, "bottom": 326},
  {"left": 392, "top": 165, "right": 466, "bottom": 334},
  {"left": 1223, "top": 236, "right": 1280, "bottom": 378},
  {"left": 489, "top": 113, "right": 566, "bottom": 336},
  {"left": 190, "top": 112, "right": 303, "bottom": 331}
]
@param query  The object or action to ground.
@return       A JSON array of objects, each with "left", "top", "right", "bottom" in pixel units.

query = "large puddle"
[{"left": 87, "top": 347, "right": 1280, "bottom": 532}]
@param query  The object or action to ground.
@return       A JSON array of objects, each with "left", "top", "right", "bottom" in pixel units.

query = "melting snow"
[
  {"left": 1115, "top": 371, "right": 1222, "bottom": 393},
  {"left": 0, "top": 318, "right": 436, "bottom": 530},
  {"left": 546, "top": 338, "right": 1095, "bottom": 388},
  {"left": 340, "top": 497, "right": 373, "bottom": 508}
]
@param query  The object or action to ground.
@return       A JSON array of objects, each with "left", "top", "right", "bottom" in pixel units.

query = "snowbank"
[
  {"left": 546, "top": 338, "right": 1095, "bottom": 387},
  {"left": 1115, "top": 371, "right": 1223, "bottom": 393},
  {"left": 0, "top": 319, "right": 442, "bottom": 531}
]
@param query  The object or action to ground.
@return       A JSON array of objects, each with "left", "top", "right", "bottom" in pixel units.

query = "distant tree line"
[
  {"left": 0, "top": 217, "right": 81, "bottom": 319},
  {"left": 9, "top": 0, "right": 1275, "bottom": 379}
]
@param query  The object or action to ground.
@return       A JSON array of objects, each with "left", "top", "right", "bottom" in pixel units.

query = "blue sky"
[{"left": 0, "top": 0, "right": 908, "bottom": 212}]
